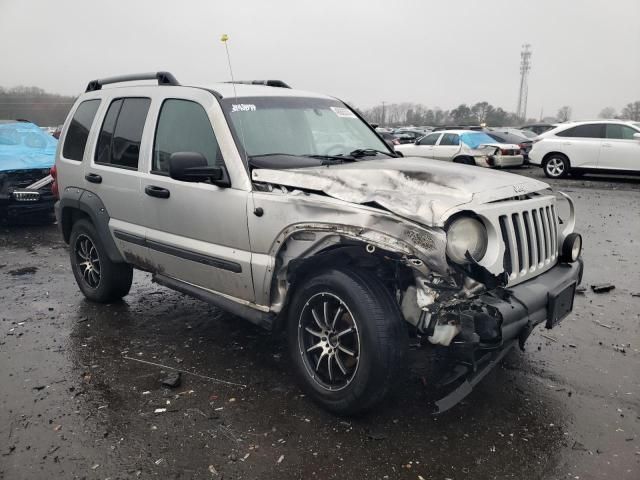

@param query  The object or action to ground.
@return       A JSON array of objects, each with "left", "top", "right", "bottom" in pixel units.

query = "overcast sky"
[{"left": 1, "top": 0, "right": 639, "bottom": 119}]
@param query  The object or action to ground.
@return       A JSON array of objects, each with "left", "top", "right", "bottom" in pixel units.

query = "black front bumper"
[{"left": 434, "top": 259, "right": 584, "bottom": 413}]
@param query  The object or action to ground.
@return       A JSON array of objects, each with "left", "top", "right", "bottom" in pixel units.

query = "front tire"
[
  {"left": 543, "top": 154, "right": 569, "bottom": 178},
  {"left": 287, "top": 267, "right": 406, "bottom": 415},
  {"left": 69, "top": 219, "right": 133, "bottom": 302}
]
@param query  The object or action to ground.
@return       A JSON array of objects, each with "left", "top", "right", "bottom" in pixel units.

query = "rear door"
[
  {"left": 554, "top": 123, "right": 604, "bottom": 168},
  {"left": 87, "top": 96, "right": 151, "bottom": 263},
  {"left": 433, "top": 133, "right": 461, "bottom": 161},
  {"left": 601, "top": 124, "right": 640, "bottom": 170},
  {"left": 139, "top": 89, "right": 254, "bottom": 301}
]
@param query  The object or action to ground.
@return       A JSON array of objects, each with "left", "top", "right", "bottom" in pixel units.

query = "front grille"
[
  {"left": 1, "top": 169, "right": 49, "bottom": 189},
  {"left": 499, "top": 204, "right": 558, "bottom": 282}
]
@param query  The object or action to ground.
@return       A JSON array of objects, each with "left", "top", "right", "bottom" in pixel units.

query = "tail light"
[
  {"left": 500, "top": 148, "right": 511, "bottom": 155},
  {"left": 50, "top": 165, "right": 59, "bottom": 199},
  {"left": 393, "top": 139, "right": 400, "bottom": 145}
]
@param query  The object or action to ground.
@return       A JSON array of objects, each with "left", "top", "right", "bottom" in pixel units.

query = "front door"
[
  {"left": 601, "top": 124, "right": 640, "bottom": 170},
  {"left": 139, "top": 91, "right": 254, "bottom": 302}
]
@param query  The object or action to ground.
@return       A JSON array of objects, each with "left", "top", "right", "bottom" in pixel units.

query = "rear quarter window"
[{"left": 62, "top": 99, "right": 101, "bottom": 161}]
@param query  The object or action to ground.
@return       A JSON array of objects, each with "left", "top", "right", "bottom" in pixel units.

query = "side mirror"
[
  {"left": 633, "top": 133, "right": 640, "bottom": 141},
  {"left": 168, "top": 152, "right": 230, "bottom": 187}
]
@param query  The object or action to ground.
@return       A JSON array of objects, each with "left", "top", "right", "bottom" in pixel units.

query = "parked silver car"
[{"left": 55, "top": 73, "right": 584, "bottom": 415}]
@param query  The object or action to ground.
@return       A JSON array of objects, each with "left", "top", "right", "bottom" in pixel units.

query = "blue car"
[{"left": 0, "top": 120, "right": 57, "bottom": 221}]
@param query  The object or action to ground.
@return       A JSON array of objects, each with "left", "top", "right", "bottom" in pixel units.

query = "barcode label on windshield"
[{"left": 331, "top": 107, "right": 357, "bottom": 118}]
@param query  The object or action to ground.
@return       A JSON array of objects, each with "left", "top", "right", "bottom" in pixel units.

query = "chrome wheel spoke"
[
  {"left": 323, "top": 301, "right": 330, "bottom": 327},
  {"left": 338, "top": 344, "right": 355, "bottom": 357},
  {"left": 311, "top": 308, "right": 324, "bottom": 330},
  {"left": 315, "top": 351, "right": 327, "bottom": 372},
  {"left": 335, "top": 351, "right": 348, "bottom": 375},
  {"left": 306, "top": 341, "right": 324, "bottom": 353},
  {"left": 304, "top": 326, "right": 323, "bottom": 338},
  {"left": 336, "top": 327, "right": 354, "bottom": 339},
  {"left": 331, "top": 306, "right": 343, "bottom": 329}
]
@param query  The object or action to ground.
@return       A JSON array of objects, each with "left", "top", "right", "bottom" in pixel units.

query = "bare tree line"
[
  {"left": 360, "top": 100, "right": 640, "bottom": 127},
  {"left": 1, "top": 85, "right": 639, "bottom": 128},
  {"left": 0, "top": 86, "right": 76, "bottom": 126}
]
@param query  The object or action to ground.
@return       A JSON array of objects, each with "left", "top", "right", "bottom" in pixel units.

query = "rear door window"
[
  {"left": 95, "top": 98, "right": 150, "bottom": 169},
  {"left": 62, "top": 99, "right": 101, "bottom": 161},
  {"left": 605, "top": 124, "right": 637, "bottom": 140},
  {"left": 439, "top": 133, "right": 460, "bottom": 146},
  {"left": 556, "top": 124, "right": 605, "bottom": 138}
]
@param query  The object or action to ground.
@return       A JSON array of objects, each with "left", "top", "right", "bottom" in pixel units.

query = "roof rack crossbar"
[
  {"left": 225, "top": 80, "right": 291, "bottom": 89},
  {"left": 85, "top": 71, "right": 180, "bottom": 92}
]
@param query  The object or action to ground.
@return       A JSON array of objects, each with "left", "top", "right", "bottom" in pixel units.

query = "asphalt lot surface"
[{"left": 1, "top": 166, "right": 639, "bottom": 479}]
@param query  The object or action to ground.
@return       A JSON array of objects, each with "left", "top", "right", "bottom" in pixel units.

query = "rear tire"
[
  {"left": 69, "top": 219, "right": 133, "bottom": 302},
  {"left": 453, "top": 156, "right": 475, "bottom": 166},
  {"left": 543, "top": 154, "right": 569, "bottom": 178},
  {"left": 287, "top": 267, "right": 406, "bottom": 415}
]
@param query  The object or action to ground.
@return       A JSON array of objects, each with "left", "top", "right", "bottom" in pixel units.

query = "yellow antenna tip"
[{"left": 220, "top": 34, "right": 229, "bottom": 43}]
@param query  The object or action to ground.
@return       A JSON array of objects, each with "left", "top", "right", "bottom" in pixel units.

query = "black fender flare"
[{"left": 56, "top": 187, "right": 125, "bottom": 263}]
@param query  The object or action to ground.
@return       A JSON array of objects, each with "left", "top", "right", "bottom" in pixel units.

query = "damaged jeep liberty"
[{"left": 55, "top": 72, "right": 584, "bottom": 414}]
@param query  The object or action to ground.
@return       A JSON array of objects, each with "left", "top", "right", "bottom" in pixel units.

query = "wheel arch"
[
  {"left": 58, "top": 188, "right": 125, "bottom": 263},
  {"left": 542, "top": 151, "right": 570, "bottom": 166}
]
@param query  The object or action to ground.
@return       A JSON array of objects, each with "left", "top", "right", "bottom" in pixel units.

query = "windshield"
[
  {"left": 220, "top": 96, "right": 390, "bottom": 166},
  {"left": 459, "top": 132, "right": 498, "bottom": 149}
]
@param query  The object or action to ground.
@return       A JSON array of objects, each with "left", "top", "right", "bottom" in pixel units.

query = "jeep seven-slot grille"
[{"left": 499, "top": 204, "right": 558, "bottom": 281}]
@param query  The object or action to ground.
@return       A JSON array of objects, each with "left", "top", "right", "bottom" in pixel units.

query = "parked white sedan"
[
  {"left": 395, "top": 130, "right": 524, "bottom": 168},
  {"left": 529, "top": 120, "right": 640, "bottom": 178}
]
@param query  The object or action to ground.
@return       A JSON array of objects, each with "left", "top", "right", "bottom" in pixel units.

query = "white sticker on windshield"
[
  {"left": 231, "top": 104, "right": 256, "bottom": 112},
  {"left": 330, "top": 106, "right": 357, "bottom": 118}
]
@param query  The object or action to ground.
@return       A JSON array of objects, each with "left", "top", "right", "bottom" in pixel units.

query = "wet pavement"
[{"left": 1, "top": 167, "right": 639, "bottom": 479}]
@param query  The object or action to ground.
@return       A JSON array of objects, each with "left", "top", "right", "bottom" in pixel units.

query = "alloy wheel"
[
  {"left": 297, "top": 292, "right": 360, "bottom": 391},
  {"left": 75, "top": 234, "right": 101, "bottom": 288},
  {"left": 546, "top": 157, "right": 565, "bottom": 177}
]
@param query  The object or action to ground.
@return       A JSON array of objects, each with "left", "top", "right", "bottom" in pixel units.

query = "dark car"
[
  {"left": 521, "top": 123, "right": 555, "bottom": 135},
  {"left": 378, "top": 131, "right": 400, "bottom": 148},
  {"left": 393, "top": 129, "right": 425, "bottom": 144},
  {"left": 484, "top": 128, "right": 534, "bottom": 162},
  {"left": 0, "top": 121, "right": 57, "bottom": 222}
]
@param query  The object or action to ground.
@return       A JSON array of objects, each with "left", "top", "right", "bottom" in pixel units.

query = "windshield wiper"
[
  {"left": 303, "top": 154, "right": 358, "bottom": 165},
  {"left": 349, "top": 148, "right": 396, "bottom": 158}
]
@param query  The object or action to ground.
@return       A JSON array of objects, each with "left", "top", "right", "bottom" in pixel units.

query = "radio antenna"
[{"left": 220, "top": 34, "right": 248, "bottom": 165}]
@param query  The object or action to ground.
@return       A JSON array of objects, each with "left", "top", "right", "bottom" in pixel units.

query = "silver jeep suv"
[{"left": 54, "top": 72, "right": 584, "bottom": 414}]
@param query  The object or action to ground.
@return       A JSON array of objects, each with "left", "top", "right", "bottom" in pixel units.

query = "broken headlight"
[{"left": 446, "top": 217, "right": 488, "bottom": 264}]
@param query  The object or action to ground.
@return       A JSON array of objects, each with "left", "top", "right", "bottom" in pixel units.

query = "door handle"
[
  {"left": 602, "top": 142, "right": 612, "bottom": 147},
  {"left": 145, "top": 185, "right": 170, "bottom": 199},
  {"left": 85, "top": 173, "right": 102, "bottom": 184}
]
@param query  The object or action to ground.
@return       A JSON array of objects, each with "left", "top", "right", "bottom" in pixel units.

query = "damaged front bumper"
[
  {"left": 0, "top": 189, "right": 55, "bottom": 219},
  {"left": 433, "top": 258, "right": 584, "bottom": 413},
  {"left": 0, "top": 173, "right": 55, "bottom": 220}
]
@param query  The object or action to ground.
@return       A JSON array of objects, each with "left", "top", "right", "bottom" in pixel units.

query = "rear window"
[
  {"left": 62, "top": 99, "right": 100, "bottom": 161},
  {"left": 556, "top": 124, "right": 604, "bottom": 138},
  {"left": 95, "top": 98, "right": 150, "bottom": 169}
]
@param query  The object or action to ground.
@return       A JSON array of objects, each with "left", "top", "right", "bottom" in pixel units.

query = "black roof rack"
[
  {"left": 226, "top": 80, "right": 291, "bottom": 89},
  {"left": 85, "top": 71, "right": 180, "bottom": 92}
]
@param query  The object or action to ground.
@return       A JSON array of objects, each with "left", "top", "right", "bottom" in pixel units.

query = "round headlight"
[
  {"left": 561, "top": 233, "right": 582, "bottom": 262},
  {"left": 446, "top": 217, "right": 488, "bottom": 264}
]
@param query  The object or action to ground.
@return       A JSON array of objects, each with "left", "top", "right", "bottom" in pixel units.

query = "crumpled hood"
[{"left": 252, "top": 157, "right": 549, "bottom": 226}]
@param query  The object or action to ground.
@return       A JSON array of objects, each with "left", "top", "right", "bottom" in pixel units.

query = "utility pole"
[
  {"left": 381, "top": 101, "right": 386, "bottom": 127},
  {"left": 516, "top": 44, "right": 532, "bottom": 122}
]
